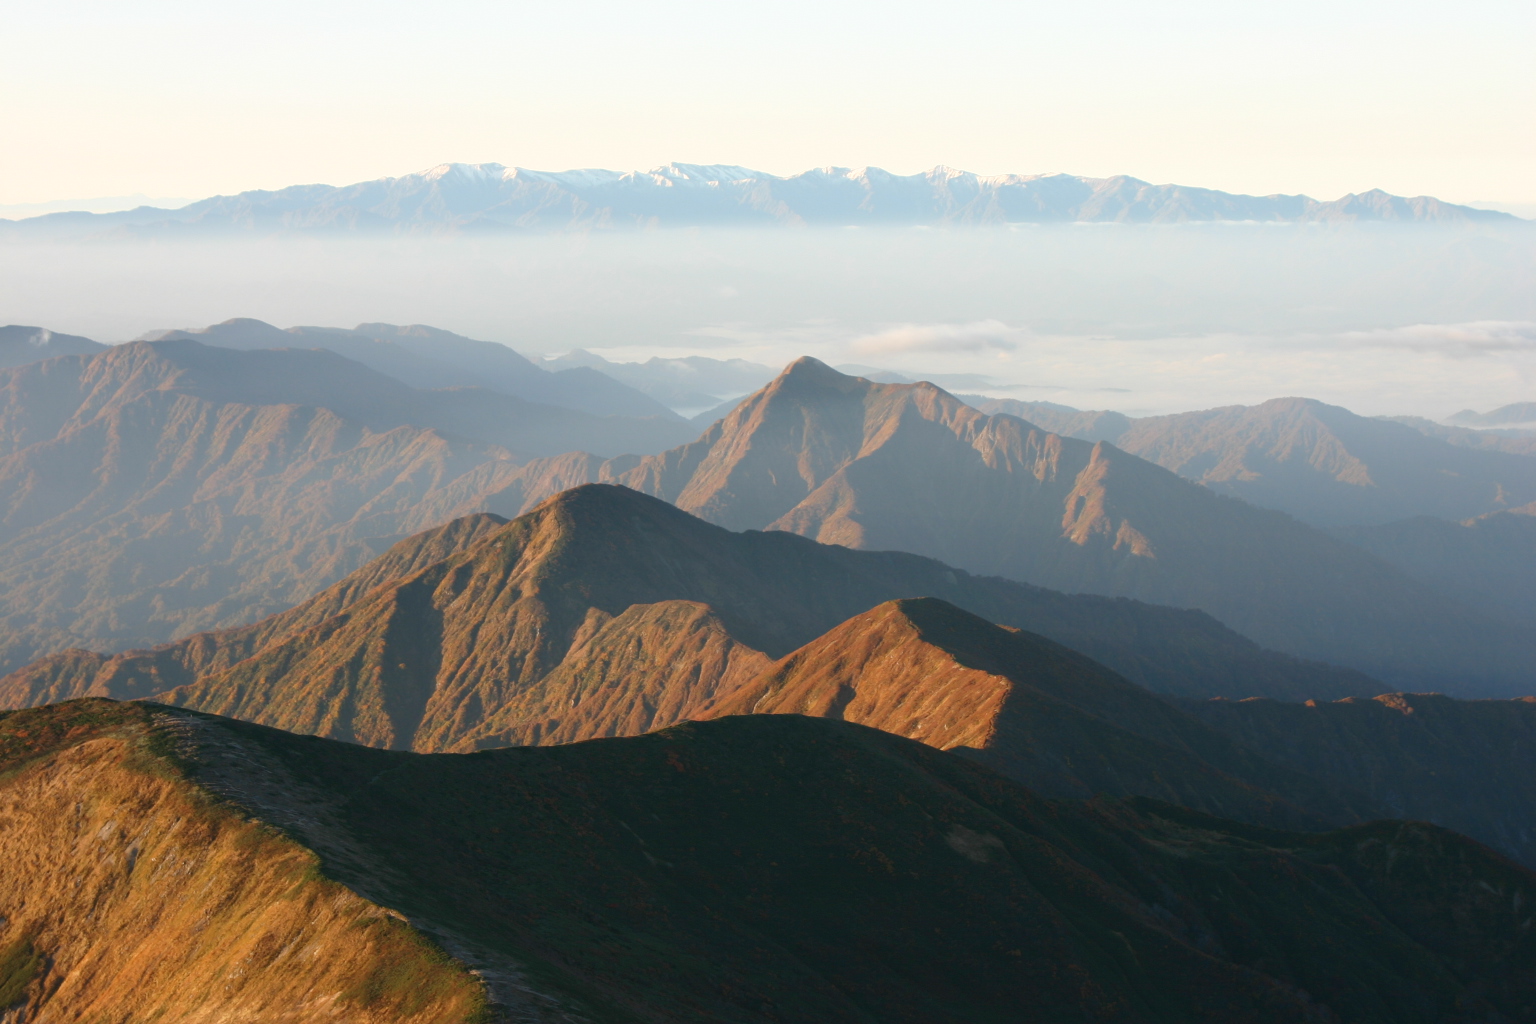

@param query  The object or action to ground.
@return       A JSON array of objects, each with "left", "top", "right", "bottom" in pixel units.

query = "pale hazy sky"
[{"left": 3, "top": 0, "right": 1532, "bottom": 206}]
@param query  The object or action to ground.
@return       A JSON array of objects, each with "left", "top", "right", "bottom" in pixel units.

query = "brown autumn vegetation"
[{"left": 0, "top": 701, "right": 487, "bottom": 1022}]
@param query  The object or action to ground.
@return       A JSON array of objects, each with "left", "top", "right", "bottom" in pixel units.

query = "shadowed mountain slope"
[
  {"left": 501, "top": 360, "right": 1535, "bottom": 694},
  {"left": 1, "top": 485, "right": 1379, "bottom": 745},
  {"left": 11, "top": 699, "right": 1536, "bottom": 1023},
  {"left": 1180, "top": 692, "right": 1536, "bottom": 869},
  {"left": 0, "top": 340, "right": 692, "bottom": 673},
  {"left": 1335, "top": 506, "right": 1536, "bottom": 627},
  {"left": 148, "top": 317, "right": 680, "bottom": 420},
  {"left": 697, "top": 598, "right": 1374, "bottom": 830}
]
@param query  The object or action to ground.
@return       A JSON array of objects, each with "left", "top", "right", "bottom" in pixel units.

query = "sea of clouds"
[{"left": 2, "top": 222, "right": 1532, "bottom": 419}]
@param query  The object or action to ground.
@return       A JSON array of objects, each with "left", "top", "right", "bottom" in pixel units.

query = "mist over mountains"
[
  {"left": 1, "top": 163, "right": 1518, "bottom": 238},
  {"left": 0, "top": 335, "right": 694, "bottom": 671},
  {"left": 1, "top": 325, "right": 1531, "bottom": 695},
  {"left": 3, "top": 302, "right": 1536, "bottom": 1019}
]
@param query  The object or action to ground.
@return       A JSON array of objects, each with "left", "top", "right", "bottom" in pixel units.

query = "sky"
[{"left": 3, "top": 0, "right": 1533, "bottom": 206}]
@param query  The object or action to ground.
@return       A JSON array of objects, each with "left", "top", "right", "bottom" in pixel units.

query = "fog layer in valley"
[{"left": 3, "top": 221, "right": 1533, "bottom": 418}]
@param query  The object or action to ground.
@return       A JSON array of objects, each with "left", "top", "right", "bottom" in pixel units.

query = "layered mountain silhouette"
[
  {"left": 1386, "top": 415, "right": 1536, "bottom": 457},
  {"left": 491, "top": 360, "right": 1536, "bottom": 693},
  {"left": 2, "top": 162, "right": 1514, "bottom": 238},
  {"left": 1451, "top": 402, "right": 1536, "bottom": 428},
  {"left": 1181, "top": 691, "right": 1536, "bottom": 868},
  {"left": 4, "top": 345, "right": 1529, "bottom": 694},
  {"left": 0, "top": 325, "right": 105, "bottom": 368},
  {"left": 11, "top": 488, "right": 1536, "bottom": 868},
  {"left": 7, "top": 483, "right": 1525, "bottom": 866},
  {"left": 968, "top": 395, "right": 1536, "bottom": 527},
  {"left": 145, "top": 317, "right": 681, "bottom": 420},
  {"left": 8, "top": 698, "right": 1536, "bottom": 1023},
  {"left": 0, "top": 485, "right": 1376, "bottom": 737},
  {"left": 538, "top": 347, "right": 777, "bottom": 412},
  {"left": 969, "top": 394, "right": 1536, "bottom": 628},
  {"left": 1337, "top": 506, "right": 1536, "bottom": 627},
  {"left": 0, "top": 341, "right": 692, "bottom": 671},
  {"left": 695, "top": 597, "right": 1371, "bottom": 829}
]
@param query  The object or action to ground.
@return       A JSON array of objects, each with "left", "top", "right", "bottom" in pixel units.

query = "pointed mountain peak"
[
  {"left": 766, "top": 356, "right": 865, "bottom": 394},
  {"left": 523, "top": 483, "right": 726, "bottom": 541},
  {"left": 779, "top": 355, "right": 841, "bottom": 378}
]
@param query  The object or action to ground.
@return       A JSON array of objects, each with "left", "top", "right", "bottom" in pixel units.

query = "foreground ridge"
[{"left": 2, "top": 699, "right": 1535, "bottom": 1022}]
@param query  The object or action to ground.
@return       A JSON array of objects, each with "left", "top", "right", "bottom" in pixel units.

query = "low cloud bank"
[{"left": 851, "top": 320, "right": 1025, "bottom": 355}]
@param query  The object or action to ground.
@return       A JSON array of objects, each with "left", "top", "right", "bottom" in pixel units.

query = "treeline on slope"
[
  {"left": 5, "top": 699, "right": 1536, "bottom": 1024},
  {"left": 0, "top": 338, "right": 694, "bottom": 672},
  {"left": 470, "top": 359, "right": 1536, "bottom": 694},
  {"left": 14, "top": 486, "right": 1536, "bottom": 869}
]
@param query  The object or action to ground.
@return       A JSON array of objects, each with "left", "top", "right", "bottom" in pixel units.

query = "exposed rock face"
[
  {"left": 1180, "top": 691, "right": 1536, "bottom": 868},
  {"left": 702, "top": 597, "right": 1372, "bottom": 829},
  {"left": 7, "top": 700, "right": 1536, "bottom": 1024},
  {"left": 490, "top": 359, "right": 1534, "bottom": 693},
  {"left": 460, "top": 600, "right": 772, "bottom": 748}
]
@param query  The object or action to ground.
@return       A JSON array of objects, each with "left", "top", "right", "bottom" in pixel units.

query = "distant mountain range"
[
  {"left": 0, "top": 163, "right": 1519, "bottom": 237},
  {"left": 0, "top": 337, "right": 694, "bottom": 671},
  {"left": 537, "top": 347, "right": 778, "bottom": 413},
  {"left": 145, "top": 317, "right": 681, "bottom": 420},
  {"left": 966, "top": 395, "right": 1536, "bottom": 629},
  {"left": 1450, "top": 401, "right": 1536, "bottom": 428},
  {"left": 965, "top": 395, "right": 1536, "bottom": 528},
  {"left": 0, "top": 325, "right": 106, "bottom": 367}
]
